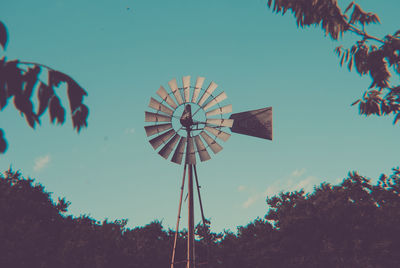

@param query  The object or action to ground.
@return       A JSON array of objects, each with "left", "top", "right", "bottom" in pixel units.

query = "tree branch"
[
  {"left": 346, "top": 24, "right": 385, "bottom": 44},
  {"left": 19, "top": 61, "right": 57, "bottom": 72}
]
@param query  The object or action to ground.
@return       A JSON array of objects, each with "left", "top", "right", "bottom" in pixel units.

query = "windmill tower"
[{"left": 144, "top": 76, "right": 272, "bottom": 268}]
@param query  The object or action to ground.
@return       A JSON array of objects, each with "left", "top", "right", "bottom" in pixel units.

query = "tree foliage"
[
  {"left": 0, "top": 21, "right": 89, "bottom": 154},
  {"left": 2, "top": 168, "right": 400, "bottom": 267},
  {"left": 267, "top": 0, "right": 400, "bottom": 124},
  {"left": 214, "top": 168, "right": 400, "bottom": 267},
  {"left": 0, "top": 169, "right": 172, "bottom": 267}
]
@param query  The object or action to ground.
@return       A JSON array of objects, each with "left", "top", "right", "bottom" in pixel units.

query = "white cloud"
[
  {"left": 125, "top": 128, "right": 135, "bottom": 135},
  {"left": 237, "top": 185, "right": 246, "bottom": 192},
  {"left": 239, "top": 170, "right": 324, "bottom": 209},
  {"left": 264, "top": 185, "right": 277, "bottom": 197},
  {"left": 292, "top": 176, "right": 317, "bottom": 192},
  {"left": 34, "top": 155, "right": 50, "bottom": 172},
  {"left": 291, "top": 168, "right": 306, "bottom": 177},
  {"left": 242, "top": 195, "right": 259, "bottom": 209}
]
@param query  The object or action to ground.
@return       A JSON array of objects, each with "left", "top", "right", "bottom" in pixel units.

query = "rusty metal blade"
[
  {"left": 149, "top": 129, "right": 175, "bottom": 149},
  {"left": 168, "top": 78, "right": 183, "bottom": 105},
  {"left": 182, "top": 76, "right": 191, "bottom": 103},
  {"left": 185, "top": 136, "right": 196, "bottom": 164},
  {"left": 158, "top": 134, "right": 180, "bottom": 159},
  {"left": 206, "top": 118, "right": 234, "bottom": 128},
  {"left": 171, "top": 137, "right": 187, "bottom": 164},
  {"left": 145, "top": 111, "right": 172, "bottom": 122},
  {"left": 156, "top": 86, "right": 177, "bottom": 109},
  {"left": 200, "top": 131, "right": 222, "bottom": 154},
  {"left": 229, "top": 107, "right": 273, "bottom": 140},
  {"left": 202, "top": 91, "right": 227, "bottom": 111},
  {"left": 197, "top": 81, "right": 218, "bottom": 106},
  {"left": 206, "top": 104, "right": 232, "bottom": 117},
  {"left": 194, "top": 135, "right": 211, "bottom": 162},
  {"left": 192, "top": 77, "right": 205, "bottom": 103},
  {"left": 149, "top": 97, "right": 174, "bottom": 116},
  {"left": 204, "top": 126, "right": 231, "bottom": 142},
  {"left": 144, "top": 123, "right": 172, "bottom": 137}
]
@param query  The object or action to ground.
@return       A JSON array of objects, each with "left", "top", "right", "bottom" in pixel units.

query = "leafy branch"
[
  {"left": 0, "top": 21, "right": 89, "bottom": 153},
  {"left": 267, "top": 0, "right": 400, "bottom": 124}
]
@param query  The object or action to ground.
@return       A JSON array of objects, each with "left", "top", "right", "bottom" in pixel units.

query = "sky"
[{"left": 1, "top": 0, "right": 400, "bottom": 233}]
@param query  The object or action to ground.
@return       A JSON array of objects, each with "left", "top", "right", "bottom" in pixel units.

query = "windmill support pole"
[
  {"left": 186, "top": 128, "right": 195, "bottom": 268},
  {"left": 171, "top": 164, "right": 187, "bottom": 268},
  {"left": 187, "top": 165, "right": 195, "bottom": 268},
  {"left": 193, "top": 165, "right": 207, "bottom": 226},
  {"left": 194, "top": 165, "right": 210, "bottom": 265}
]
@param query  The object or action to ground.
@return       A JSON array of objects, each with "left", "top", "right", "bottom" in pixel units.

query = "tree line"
[{"left": 2, "top": 168, "right": 400, "bottom": 267}]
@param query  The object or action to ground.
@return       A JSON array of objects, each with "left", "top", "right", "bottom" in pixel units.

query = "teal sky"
[{"left": 1, "top": 0, "right": 399, "bottom": 232}]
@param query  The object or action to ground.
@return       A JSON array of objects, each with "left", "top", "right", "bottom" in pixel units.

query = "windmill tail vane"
[
  {"left": 230, "top": 107, "right": 273, "bottom": 140},
  {"left": 144, "top": 76, "right": 272, "bottom": 268}
]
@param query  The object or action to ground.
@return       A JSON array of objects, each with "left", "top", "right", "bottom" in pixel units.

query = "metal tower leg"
[
  {"left": 187, "top": 163, "right": 195, "bottom": 268},
  {"left": 171, "top": 164, "right": 187, "bottom": 268},
  {"left": 193, "top": 165, "right": 207, "bottom": 227},
  {"left": 194, "top": 165, "right": 209, "bottom": 265}
]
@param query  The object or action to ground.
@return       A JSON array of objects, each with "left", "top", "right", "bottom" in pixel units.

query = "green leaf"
[
  {"left": 49, "top": 95, "right": 65, "bottom": 124},
  {"left": 72, "top": 104, "right": 89, "bottom": 132},
  {"left": 0, "top": 21, "right": 7, "bottom": 50},
  {"left": 13, "top": 92, "right": 38, "bottom": 128},
  {"left": 372, "top": 14, "right": 380, "bottom": 24},
  {"left": 348, "top": 56, "right": 353, "bottom": 71},
  {"left": 0, "top": 58, "right": 7, "bottom": 110},
  {"left": 4, "top": 60, "right": 23, "bottom": 95},
  {"left": 36, "top": 82, "right": 54, "bottom": 116},
  {"left": 344, "top": 1, "right": 354, "bottom": 14},
  {"left": 48, "top": 70, "right": 70, "bottom": 87},
  {"left": 334, "top": 46, "right": 342, "bottom": 57},
  {"left": 394, "top": 113, "right": 400, "bottom": 125},
  {"left": 351, "top": 99, "right": 360, "bottom": 106},
  {"left": 66, "top": 78, "right": 87, "bottom": 114},
  {"left": 14, "top": 94, "right": 32, "bottom": 115},
  {"left": 23, "top": 66, "right": 41, "bottom": 98},
  {"left": 24, "top": 113, "right": 37, "bottom": 128},
  {"left": 0, "top": 128, "right": 7, "bottom": 153}
]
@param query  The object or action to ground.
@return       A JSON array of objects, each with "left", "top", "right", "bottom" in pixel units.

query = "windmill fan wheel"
[{"left": 144, "top": 76, "right": 233, "bottom": 165}]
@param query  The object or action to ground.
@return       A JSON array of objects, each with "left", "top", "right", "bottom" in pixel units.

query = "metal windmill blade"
[
  {"left": 191, "top": 77, "right": 205, "bottom": 103},
  {"left": 205, "top": 104, "right": 232, "bottom": 117},
  {"left": 168, "top": 78, "right": 184, "bottom": 105},
  {"left": 182, "top": 76, "right": 191, "bottom": 103},
  {"left": 158, "top": 134, "right": 181, "bottom": 159}
]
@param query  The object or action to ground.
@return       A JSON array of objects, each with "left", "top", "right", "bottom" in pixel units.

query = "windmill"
[{"left": 144, "top": 76, "right": 272, "bottom": 268}]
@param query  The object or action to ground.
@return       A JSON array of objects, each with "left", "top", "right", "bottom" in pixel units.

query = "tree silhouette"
[
  {"left": 207, "top": 168, "right": 400, "bottom": 267},
  {"left": 0, "top": 21, "right": 89, "bottom": 153},
  {"left": 0, "top": 169, "right": 69, "bottom": 267},
  {"left": 267, "top": 0, "right": 400, "bottom": 124},
  {"left": 0, "top": 169, "right": 172, "bottom": 267},
  {"left": 2, "top": 167, "right": 400, "bottom": 267},
  {"left": 259, "top": 169, "right": 400, "bottom": 267}
]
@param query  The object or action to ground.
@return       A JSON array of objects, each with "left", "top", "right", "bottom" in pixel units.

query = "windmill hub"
[
  {"left": 171, "top": 102, "right": 207, "bottom": 137},
  {"left": 179, "top": 104, "right": 194, "bottom": 129}
]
